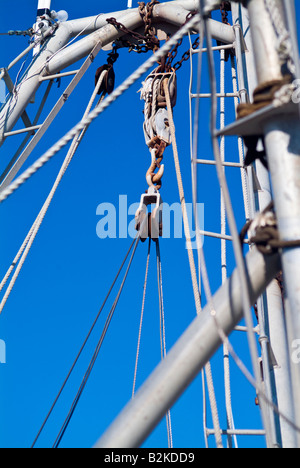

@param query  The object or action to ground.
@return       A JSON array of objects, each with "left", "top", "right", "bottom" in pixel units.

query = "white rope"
[
  {"left": 163, "top": 79, "right": 201, "bottom": 316},
  {"left": 164, "top": 77, "right": 223, "bottom": 448},
  {"left": 132, "top": 239, "right": 151, "bottom": 399},
  {"left": 230, "top": 55, "right": 251, "bottom": 222},
  {"left": 220, "top": 49, "right": 238, "bottom": 449},
  {"left": 0, "top": 70, "right": 108, "bottom": 315},
  {"left": 264, "top": 0, "right": 295, "bottom": 75},
  {"left": 199, "top": 4, "right": 269, "bottom": 439},
  {"left": 156, "top": 240, "right": 173, "bottom": 449},
  {"left": 0, "top": 14, "right": 201, "bottom": 205}
]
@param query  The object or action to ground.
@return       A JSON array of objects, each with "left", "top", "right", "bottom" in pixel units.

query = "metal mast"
[{"left": 0, "top": 0, "right": 299, "bottom": 448}]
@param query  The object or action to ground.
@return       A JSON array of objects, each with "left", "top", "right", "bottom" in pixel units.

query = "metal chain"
[
  {"left": 165, "top": 11, "right": 199, "bottom": 72},
  {"left": 220, "top": 1, "right": 231, "bottom": 26},
  {"left": 0, "top": 28, "right": 35, "bottom": 37},
  {"left": 138, "top": 0, "right": 160, "bottom": 51},
  {"left": 106, "top": 1, "right": 160, "bottom": 54}
]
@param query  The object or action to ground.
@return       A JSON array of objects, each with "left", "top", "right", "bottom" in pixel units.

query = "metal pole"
[
  {"left": 0, "top": 23, "right": 72, "bottom": 145},
  {"left": 232, "top": 2, "right": 296, "bottom": 448},
  {"left": 33, "top": 0, "right": 52, "bottom": 55},
  {"left": 47, "top": 6, "right": 235, "bottom": 75},
  {"left": 245, "top": 0, "right": 300, "bottom": 447},
  {"left": 94, "top": 248, "right": 281, "bottom": 448}
]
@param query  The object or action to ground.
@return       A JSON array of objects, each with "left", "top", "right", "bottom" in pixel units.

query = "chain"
[
  {"left": 138, "top": 0, "right": 160, "bottom": 52},
  {"left": 106, "top": 1, "right": 160, "bottom": 54},
  {"left": 0, "top": 28, "right": 35, "bottom": 37},
  {"left": 164, "top": 11, "right": 199, "bottom": 72},
  {"left": 172, "top": 36, "right": 200, "bottom": 71},
  {"left": 220, "top": 1, "right": 231, "bottom": 26}
]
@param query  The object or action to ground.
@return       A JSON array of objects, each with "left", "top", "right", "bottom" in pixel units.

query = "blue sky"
[{"left": 0, "top": 0, "right": 299, "bottom": 449}]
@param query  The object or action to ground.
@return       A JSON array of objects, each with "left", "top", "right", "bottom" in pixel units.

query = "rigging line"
[
  {"left": 162, "top": 80, "right": 201, "bottom": 316},
  {"left": 0, "top": 70, "right": 108, "bottom": 316},
  {"left": 132, "top": 238, "right": 151, "bottom": 399},
  {"left": 189, "top": 7, "right": 300, "bottom": 444},
  {"left": 189, "top": 11, "right": 300, "bottom": 434},
  {"left": 188, "top": 22, "right": 223, "bottom": 450},
  {"left": 156, "top": 240, "right": 173, "bottom": 449},
  {"left": 52, "top": 236, "right": 141, "bottom": 449},
  {"left": 0, "top": 13, "right": 201, "bottom": 205},
  {"left": 190, "top": 22, "right": 205, "bottom": 298},
  {"left": 164, "top": 79, "right": 223, "bottom": 449},
  {"left": 196, "top": 200, "right": 300, "bottom": 437},
  {"left": 198, "top": 0, "right": 276, "bottom": 445},
  {"left": 31, "top": 236, "right": 137, "bottom": 448},
  {"left": 220, "top": 47, "right": 237, "bottom": 450}
]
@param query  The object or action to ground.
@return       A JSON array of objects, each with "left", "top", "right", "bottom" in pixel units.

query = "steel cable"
[
  {"left": 52, "top": 236, "right": 140, "bottom": 448},
  {"left": 31, "top": 236, "right": 138, "bottom": 448}
]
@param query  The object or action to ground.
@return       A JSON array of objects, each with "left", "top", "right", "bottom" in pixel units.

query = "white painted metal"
[
  {"left": 246, "top": 0, "right": 300, "bottom": 447},
  {"left": 95, "top": 248, "right": 281, "bottom": 448}
]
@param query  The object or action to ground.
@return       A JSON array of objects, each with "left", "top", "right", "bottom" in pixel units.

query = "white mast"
[
  {"left": 36, "top": 0, "right": 52, "bottom": 17},
  {"left": 33, "top": 0, "right": 52, "bottom": 55}
]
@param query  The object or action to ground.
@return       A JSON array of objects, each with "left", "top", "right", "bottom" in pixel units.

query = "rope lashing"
[
  {"left": 135, "top": 68, "right": 177, "bottom": 241},
  {"left": 139, "top": 68, "right": 177, "bottom": 190},
  {"left": 240, "top": 202, "right": 300, "bottom": 255},
  {"left": 236, "top": 75, "right": 293, "bottom": 170}
]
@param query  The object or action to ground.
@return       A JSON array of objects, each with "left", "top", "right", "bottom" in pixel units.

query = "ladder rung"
[
  {"left": 4, "top": 125, "right": 42, "bottom": 137},
  {"left": 234, "top": 325, "right": 260, "bottom": 334},
  {"left": 199, "top": 229, "right": 249, "bottom": 244},
  {"left": 195, "top": 159, "right": 242, "bottom": 168},
  {"left": 192, "top": 43, "right": 235, "bottom": 54},
  {"left": 191, "top": 93, "right": 239, "bottom": 98},
  {"left": 40, "top": 70, "right": 81, "bottom": 82},
  {"left": 206, "top": 429, "right": 266, "bottom": 436}
]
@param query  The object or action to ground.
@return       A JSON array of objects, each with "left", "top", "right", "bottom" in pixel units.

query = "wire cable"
[
  {"left": 52, "top": 236, "right": 140, "bottom": 448},
  {"left": 156, "top": 240, "right": 173, "bottom": 449},
  {"left": 31, "top": 236, "right": 137, "bottom": 448},
  {"left": 132, "top": 238, "right": 151, "bottom": 399}
]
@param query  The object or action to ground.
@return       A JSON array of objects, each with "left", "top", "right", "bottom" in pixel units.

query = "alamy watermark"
[
  {"left": 96, "top": 195, "right": 205, "bottom": 249},
  {"left": 291, "top": 79, "right": 300, "bottom": 104},
  {"left": 0, "top": 80, "right": 6, "bottom": 104},
  {"left": 0, "top": 339, "right": 6, "bottom": 364},
  {"left": 291, "top": 339, "right": 300, "bottom": 365}
]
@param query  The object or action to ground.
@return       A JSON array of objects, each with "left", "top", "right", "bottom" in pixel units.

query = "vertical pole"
[
  {"left": 128, "top": 0, "right": 133, "bottom": 8},
  {"left": 36, "top": 0, "right": 52, "bottom": 17},
  {"left": 231, "top": 2, "right": 278, "bottom": 448},
  {"left": 245, "top": 0, "right": 300, "bottom": 447},
  {"left": 33, "top": 0, "right": 52, "bottom": 55},
  {"left": 232, "top": 1, "right": 297, "bottom": 448}
]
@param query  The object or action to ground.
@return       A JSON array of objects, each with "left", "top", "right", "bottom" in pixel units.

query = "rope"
[
  {"left": 220, "top": 48, "right": 237, "bottom": 449},
  {"left": 0, "top": 13, "right": 201, "bottom": 205},
  {"left": 200, "top": 0, "right": 266, "bottom": 417},
  {"left": 132, "top": 238, "right": 151, "bottom": 398},
  {"left": 156, "top": 240, "right": 173, "bottom": 448},
  {"left": 195, "top": 0, "right": 300, "bottom": 443},
  {"left": 0, "top": 70, "right": 108, "bottom": 315},
  {"left": 31, "top": 235, "right": 137, "bottom": 447},
  {"left": 163, "top": 78, "right": 201, "bottom": 315},
  {"left": 52, "top": 236, "right": 140, "bottom": 448},
  {"left": 264, "top": 0, "right": 295, "bottom": 75},
  {"left": 164, "top": 77, "right": 223, "bottom": 448}
]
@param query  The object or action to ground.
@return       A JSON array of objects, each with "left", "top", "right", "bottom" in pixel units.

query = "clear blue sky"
[{"left": 0, "top": 0, "right": 299, "bottom": 449}]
